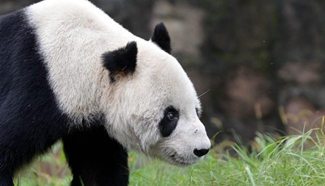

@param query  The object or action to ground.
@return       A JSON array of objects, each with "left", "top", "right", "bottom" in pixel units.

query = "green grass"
[{"left": 15, "top": 130, "right": 325, "bottom": 186}]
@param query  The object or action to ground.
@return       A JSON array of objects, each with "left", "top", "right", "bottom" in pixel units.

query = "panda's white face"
[
  {"left": 147, "top": 57, "right": 211, "bottom": 166},
  {"left": 104, "top": 42, "right": 211, "bottom": 165}
]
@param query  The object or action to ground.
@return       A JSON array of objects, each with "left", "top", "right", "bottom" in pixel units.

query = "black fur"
[
  {"left": 151, "top": 22, "right": 171, "bottom": 54},
  {"left": 63, "top": 125, "right": 129, "bottom": 186},
  {"left": 159, "top": 106, "right": 179, "bottom": 137},
  {"left": 0, "top": 10, "right": 68, "bottom": 186},
  {"left": 102, "top": 41, "right": 138, "bottom": 82},
  {"left": 0, "top": 9, "right": 129, "bottom": 186}
]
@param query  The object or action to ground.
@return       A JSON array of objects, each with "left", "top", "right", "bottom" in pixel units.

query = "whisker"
[{"left": 198, "top": 89, "right": 210, "bottom": 98}]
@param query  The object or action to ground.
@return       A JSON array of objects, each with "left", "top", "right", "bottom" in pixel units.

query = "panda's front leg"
[
  {"left": 0, "top": 175, "right": 14, "bottom": 186},
  {"left": 62, "top": 125, "right": 129, "bottom": 186}
]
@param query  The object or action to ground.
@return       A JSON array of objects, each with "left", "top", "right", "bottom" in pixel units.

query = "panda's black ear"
[
  {"left": 102, "top": 41, "right": 137, "bottom": 82},
  {"left": 151, "top": 22, "right": 171, "bottom": 54}
]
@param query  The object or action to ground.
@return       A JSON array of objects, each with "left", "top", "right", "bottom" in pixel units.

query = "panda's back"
[
  {"left": 0, "top": 0, "right": 164, "bottom": 123},
  {"left": 22, "top": 0, "right": 144, "bottom": 120},
  {"left": 27, "top": 0, "right": 134, "bottom": 48}
]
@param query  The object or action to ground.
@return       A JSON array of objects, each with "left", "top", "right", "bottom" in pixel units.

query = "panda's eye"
[
  {"left": 165, "top": 107, "right": 179, "bottom": 120},
  {"left": 167, "top": 111, "right": 177, "bottom": 120}
]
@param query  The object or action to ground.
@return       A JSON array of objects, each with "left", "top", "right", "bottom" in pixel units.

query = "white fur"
[{"left": 26, "top": 0, "right": 210, "bottom": 165}]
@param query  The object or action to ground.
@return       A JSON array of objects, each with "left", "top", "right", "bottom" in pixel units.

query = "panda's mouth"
[
  {"left": 168, "top": 153, "right": 197, "bottom": 166},
  {"left": 151, "top": 143, "right": 199, "bottom": 166}
]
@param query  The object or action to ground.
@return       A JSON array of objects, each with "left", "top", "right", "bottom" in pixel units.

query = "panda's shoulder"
[
  {"left": 0, "top": 10, "right": 23, "bottom": 31},
  {"left": 0, "top": 10, "right": 35, "bottom": 54}
]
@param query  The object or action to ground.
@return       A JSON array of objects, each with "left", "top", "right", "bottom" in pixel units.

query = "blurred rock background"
[{"left": 2, "top": 0, "right": 325, "bottom": 148}]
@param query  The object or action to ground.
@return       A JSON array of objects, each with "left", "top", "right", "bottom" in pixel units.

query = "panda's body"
[{"left": 0, "top": 0, "right": 210, "bottom": 185}]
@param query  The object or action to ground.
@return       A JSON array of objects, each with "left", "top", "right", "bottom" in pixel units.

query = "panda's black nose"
[{"left": 193, "top": 148, "right": 209, "bottom": 157}]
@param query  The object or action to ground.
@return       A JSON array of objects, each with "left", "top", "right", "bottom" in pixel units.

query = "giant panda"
[{"left": 0, "top": 0, "right": 211, "bottom": 185}]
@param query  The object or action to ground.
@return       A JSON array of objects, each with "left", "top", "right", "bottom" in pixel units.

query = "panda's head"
[{"left": 101, "top": 23, "right": 211, "bottom": 166}]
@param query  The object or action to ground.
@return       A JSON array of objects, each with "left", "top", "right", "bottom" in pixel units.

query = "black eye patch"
[{"left": 159, "top": 106, "right": 179, "bottom": 137}]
